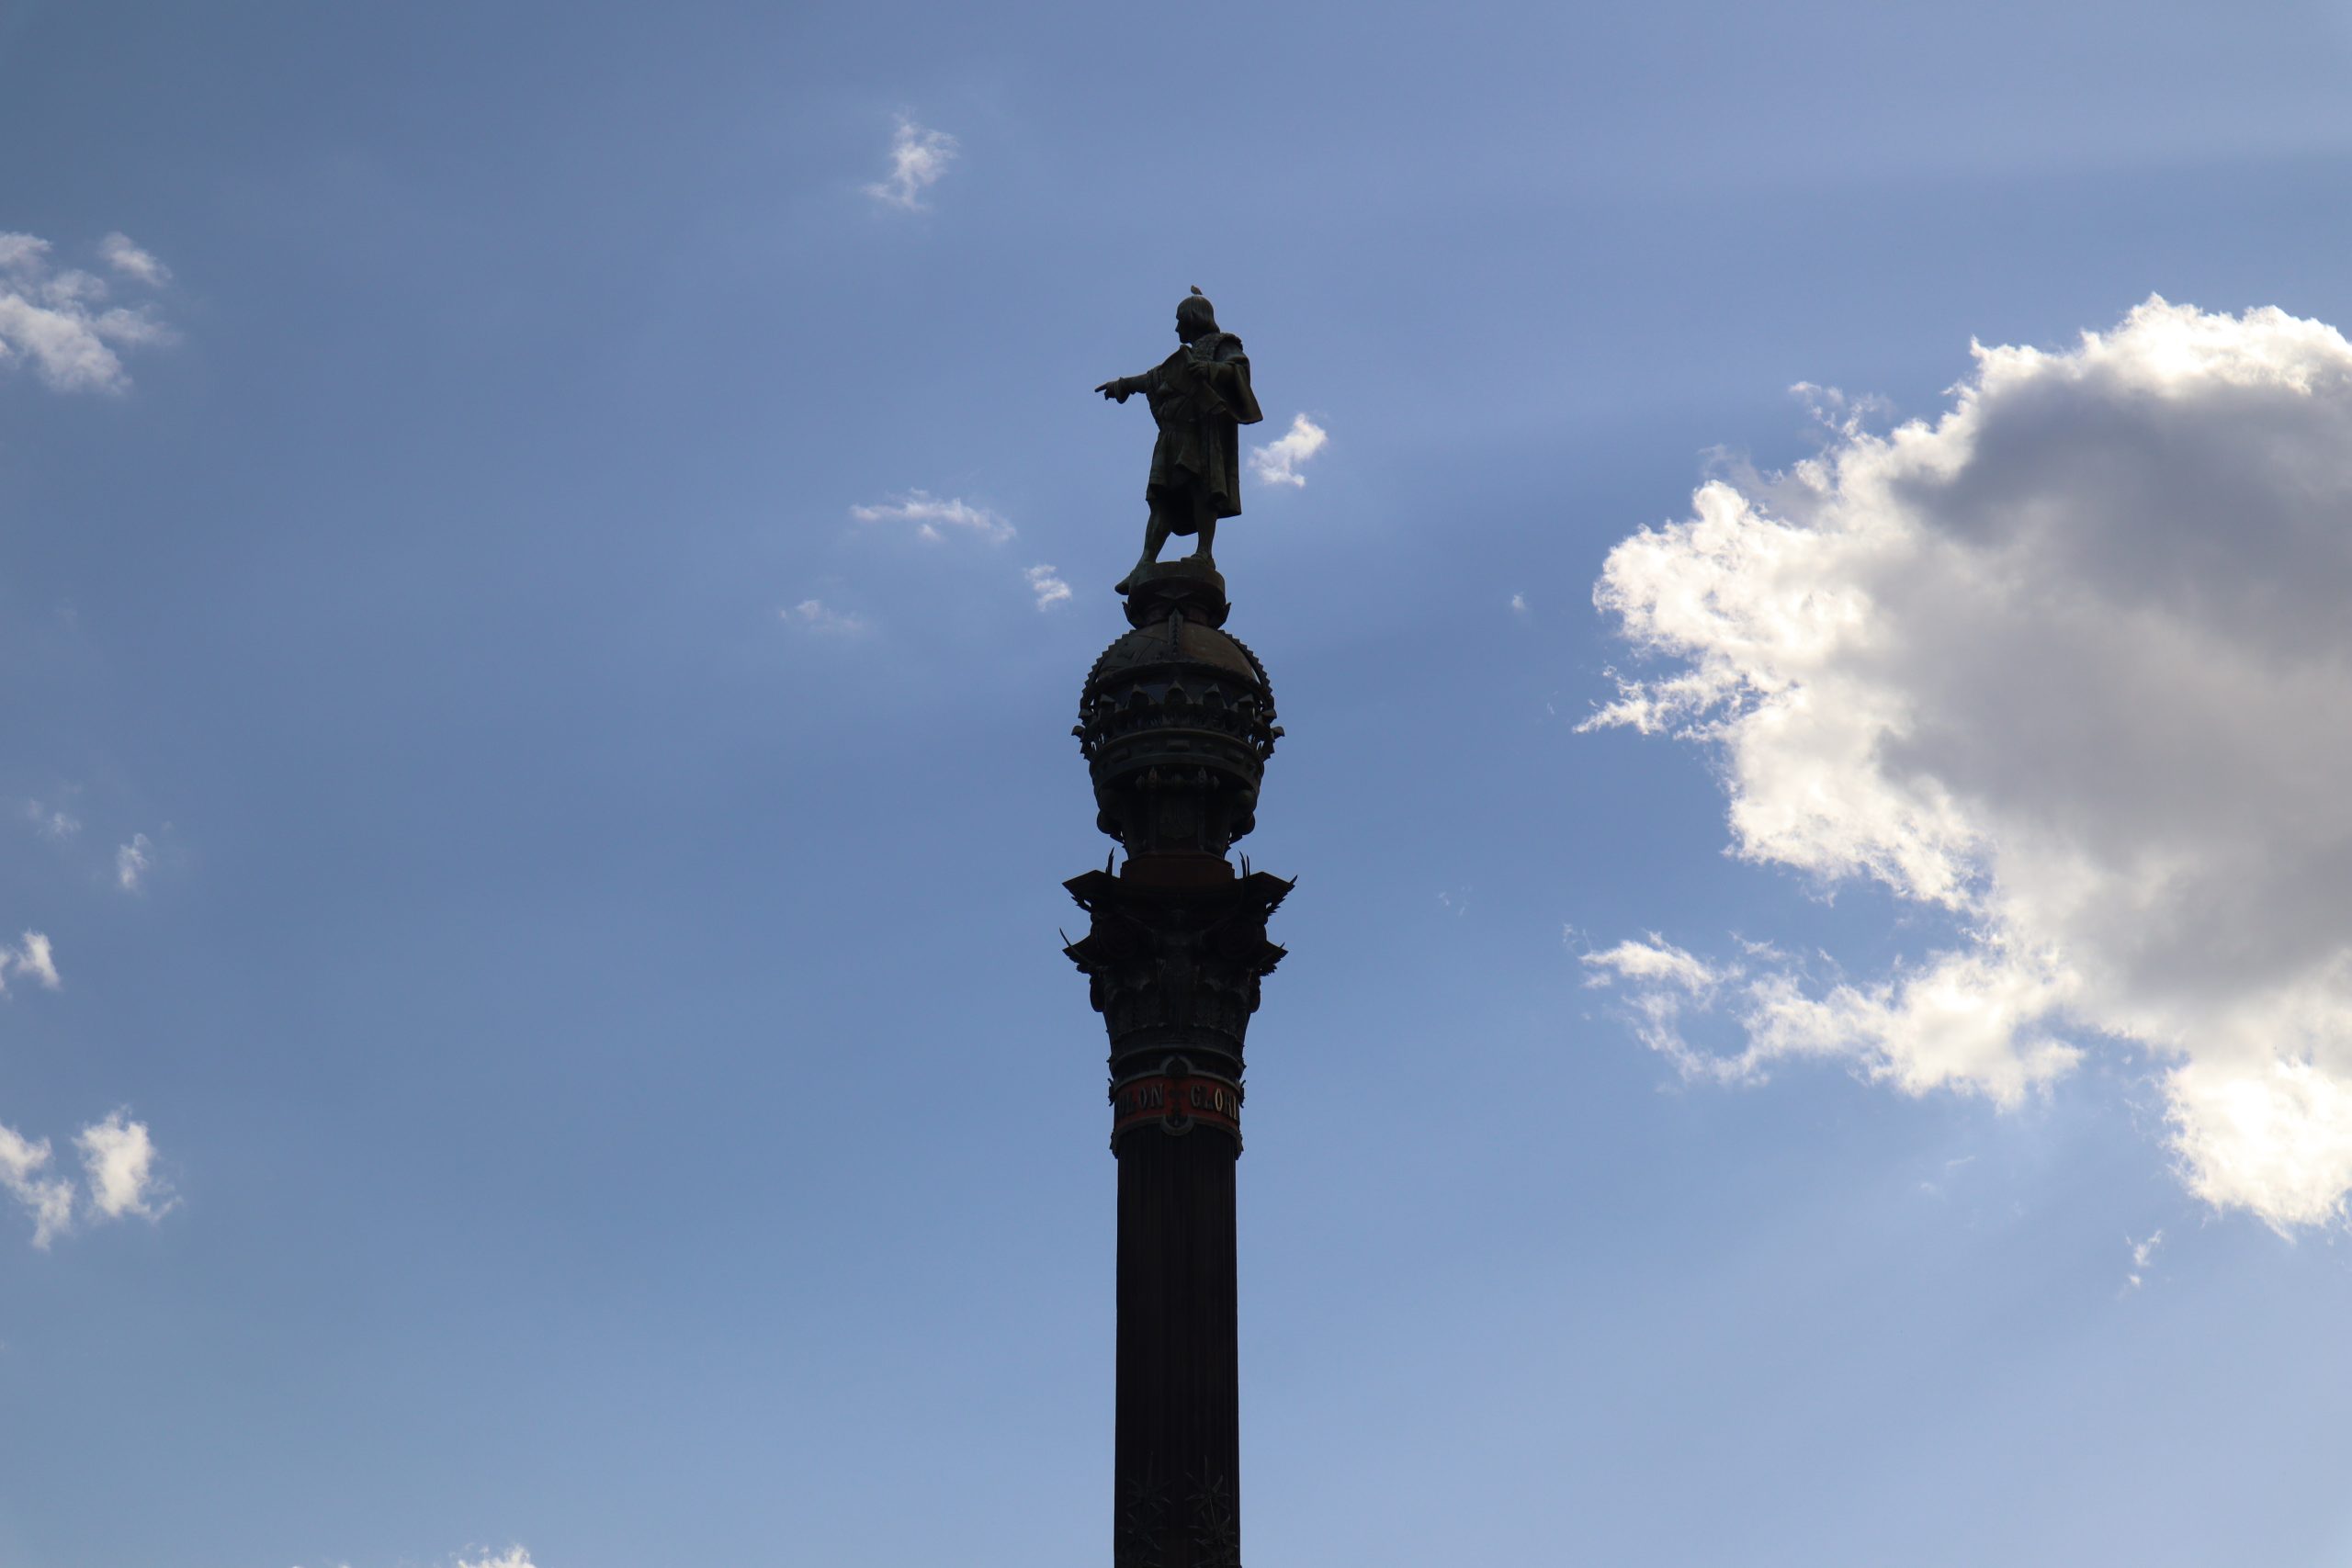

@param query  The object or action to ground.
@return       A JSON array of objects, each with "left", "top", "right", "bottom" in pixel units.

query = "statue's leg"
[
  {"left": 1116, "top": 514, "right": 1172, "bottom": 593},
  {"left": 1184, "top": 492, "right": 1218, "bottom": 566}
]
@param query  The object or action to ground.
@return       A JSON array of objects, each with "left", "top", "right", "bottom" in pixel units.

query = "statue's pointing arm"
[{"left": 1095, "top": 366, "right": 1159, "bottom": 403}]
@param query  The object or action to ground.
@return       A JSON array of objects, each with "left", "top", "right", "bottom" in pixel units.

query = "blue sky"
[{"left": 9, "top": 3, "right": 2352, "bottom": 1565}]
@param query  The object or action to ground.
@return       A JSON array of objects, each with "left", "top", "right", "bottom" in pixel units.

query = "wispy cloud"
[
  {"left": 1583, "top": 931, "right": 2078, "bottom": 1106},
  {"left": 784, "top": 598, "right": 867, "bottom": 636},
  {"left": 2125, "top": 1228, "right": 2165, "bottom": 1291},
  {"left": 457, "top": 1549, "right": 538, "bottom": 1568},
  {"left": 867, "top": 117, "right": 959, "bottom": 210},
  {"left": 1917, "top": 1154, "right": 1976, "bottom": 1200},
  {"left": 1791, "top": 379, "right": 1895, "bottom": 442},
  {"left": 1584, "top": 933, "right": 1724, "bottom": 995},
  {"left": 0, "top": 1124, "right": 74, "bottom": 1247},
  {"left": 1249, "top": 413, "right": 1328, "bottom": 488},
  {"left": 851, "top": 491, "right": 1013, "bottom": 545},
  {"left": 116, "top": 832, "right": 153, "bottom": 892},
  {"left": 1580, "top": 933, "right": 1736, "bottom": 1078},
  {"left": 1510, "top": 592, "right": 1529, "bottom": 615},
  {"left": 22, "top": 800, "right": 78, "bottom": 841},
  {"left": 1, "top": 931, "right": 60, "bottom": 993},
  {"left": 0, "top": 230, "right": 174, "bottom": 392},
  {"left": 96, "top": 231, "right": 169, "bottom": 286},
  {"left": 1024, "top": 564, "right": 1072, "bottom": 611}
]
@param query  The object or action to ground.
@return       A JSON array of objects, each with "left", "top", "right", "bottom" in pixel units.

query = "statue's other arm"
[{"left": 1193, "top": 339, "right": 1263, "bottom": 425}]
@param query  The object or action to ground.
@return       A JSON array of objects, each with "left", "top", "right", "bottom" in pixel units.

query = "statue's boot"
[
  {"left": 1120, "top": 518, "right": 1175, "bottom": 594},
  {"left": 1184, "top": 518, "right": 1216, "bottom": 570}
]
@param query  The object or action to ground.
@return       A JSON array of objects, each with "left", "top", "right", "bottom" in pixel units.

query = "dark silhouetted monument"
[
  {"left": 1068, "top": 290, "right": 1287, "bottom": 1567},
  {"left": 1095, "top": 286, "right": 1264, "bottom": 593}
]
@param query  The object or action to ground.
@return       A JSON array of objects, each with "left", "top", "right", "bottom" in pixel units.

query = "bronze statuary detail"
[{"left": 1096, "top": 288, "right": 1264, "bottom": 594}]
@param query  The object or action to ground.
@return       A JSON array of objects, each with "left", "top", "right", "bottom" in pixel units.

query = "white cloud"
[
  {"left": 22, "top": 800, "right": 78, "bottom": 840},
  {"left": 1791, "top": 379, "right": 1895, "bottom": 442},
  {"left": 296, "top": 1545, "right": 531, "bottom": 1568},
  {"left": 1579, "top": 934, "right": 1731, "bottom": 1077},
  {"left": 1510, "top": 592, "right": 1529, "bottom": 614},
  {"left": 851, "top": 490, "right": 1012, "bottom": 545},
  {"left": 116, "top": 832, "right": 153, "bottom": 892},
  {"left": 1249, "top": 413, "right": 1328, "bottom": 488},
  {"left": 0, "top": 230, "right": 172, "bottom": 392},
  {"left": 96, "top": 231, "right": 169, "bottom": 286},
  {"left": 75, "top": 1111, "right": 170, "bottom": 1223},
  {"left": 866, "top": 117, "right": 958, "bottom": 210},
  {"left": 0, "top": 1106, "right": 172, "bottom": 1247},
  {"left": 0, "top": 1123, "right": 74, "bottom": 1248},
  {"left": 1737, "top": 950, "right": 2081, "bottom": 1105},
  {"left": 2125, "top": 1228, "right": 2165, "bottom": 1290},
  {"left": 1584, "top": 298, "right": 2352, "bottom": 1230},
  {"left": 1024, "top": 563, "right": 1072, "bottom": 610},
  {"left": 1917, "top": 1153, "right": 1976, "bottom": 1199},
  {"left": 784, "top": 598, "right": 866, "bottom": 636},
  {"left": 1584, "top": 933, "right": 1724, "bottom": 994},
  {"left": 1, "top": 931, "right": 61, "bottom": 993}
]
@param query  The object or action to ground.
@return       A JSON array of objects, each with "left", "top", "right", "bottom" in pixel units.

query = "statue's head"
[{"left": 1175, "top": 287, "right": 1218, "bottom": 343}]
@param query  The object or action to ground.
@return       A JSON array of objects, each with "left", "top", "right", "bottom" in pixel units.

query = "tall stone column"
[{"left": 1066, "top": 560, "right": 1289, "bottom": 1568}]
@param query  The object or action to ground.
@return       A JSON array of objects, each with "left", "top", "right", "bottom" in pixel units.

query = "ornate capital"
[{"left": 1064, "top": 865, "right": 1291, "bottom": 1104}]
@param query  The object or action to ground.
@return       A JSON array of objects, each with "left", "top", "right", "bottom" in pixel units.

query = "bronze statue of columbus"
[{"left": 1096, "top": 288, "right": 1264, "bottom": 593}]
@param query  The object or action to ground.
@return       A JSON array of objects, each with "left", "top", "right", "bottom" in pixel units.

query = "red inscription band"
[{"left": 1111, "top": 1072, "right": 1242, "bottom": 1144}]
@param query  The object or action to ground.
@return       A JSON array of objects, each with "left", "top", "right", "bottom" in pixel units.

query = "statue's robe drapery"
[{"left": 1140, "top": 332, "right": 1263, "bottom": 535}]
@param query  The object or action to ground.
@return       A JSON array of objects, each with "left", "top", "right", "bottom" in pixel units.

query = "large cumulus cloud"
[{"left": 1584, "top": 299, "right": 2352, "bottom": 1231}]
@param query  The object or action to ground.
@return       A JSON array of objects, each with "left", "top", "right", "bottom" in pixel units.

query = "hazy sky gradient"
[{"left": 7, "top": 4, "right": 2352, "bottom": 1565}]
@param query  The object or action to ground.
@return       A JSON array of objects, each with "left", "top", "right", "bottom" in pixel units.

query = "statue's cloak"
[{"left": 1144, "top": 331, "right": 1263, "bottom": 530}]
